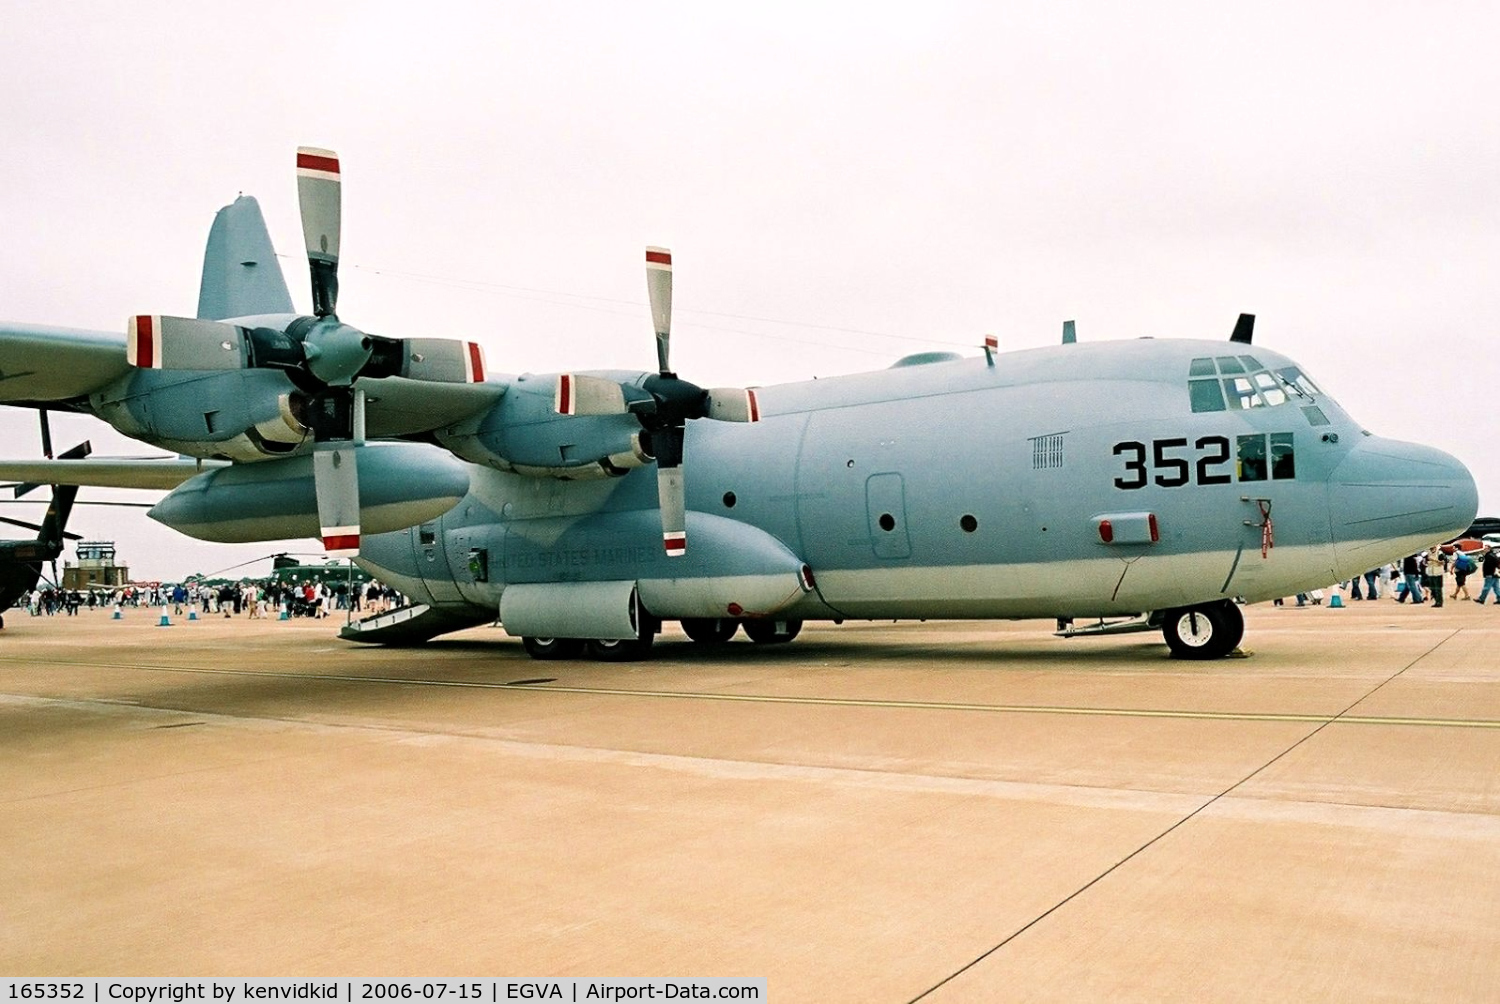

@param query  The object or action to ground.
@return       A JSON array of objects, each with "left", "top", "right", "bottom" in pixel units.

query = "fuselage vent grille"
[{"left": 1030, "top": 432, "right": 1066, "bottom": 470}]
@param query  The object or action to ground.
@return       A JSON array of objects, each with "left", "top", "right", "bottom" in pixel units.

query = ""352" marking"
[{"left": 1112, "top": 436, "right": 1232, "bottom": 489}]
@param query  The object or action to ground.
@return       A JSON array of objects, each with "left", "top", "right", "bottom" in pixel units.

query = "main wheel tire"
[
  {"left": 681, "top": 617, "right": 739, "bottom": 645},
  {"left": 742, "top": 618, "right": 802, "bottom": 645},
  {"left": 1161, "top": 602, "right": 1237, "bottom": 660},
  {"left": 1219, "top": 600, "right": 1245, "bottom": 653},
  {"left": 521, "top": 636, "right": 585, "bottom": 660},
  {"left": 586, "top": 633, "right": 655, "bottom": 662}
]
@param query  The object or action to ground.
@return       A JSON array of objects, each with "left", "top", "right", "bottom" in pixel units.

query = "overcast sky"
[{"left": 2, "top": 1, "right": 1497, "bottom": 582}]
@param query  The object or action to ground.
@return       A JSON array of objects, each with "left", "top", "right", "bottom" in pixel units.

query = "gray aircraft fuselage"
[{"left": 350, "top": 337, "right": 1476, "bottom": 628}]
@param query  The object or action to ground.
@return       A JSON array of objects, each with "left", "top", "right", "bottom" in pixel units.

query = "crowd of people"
[
  {"left": 21, "top": 577, "right": 407, "bottom": 620},
  {"left": 1280, "top": 543, "right": 1499, "bottom": 608}
]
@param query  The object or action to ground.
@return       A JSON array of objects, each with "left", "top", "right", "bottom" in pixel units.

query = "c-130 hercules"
[{"left": 0, "top": 149, "right": 1478, "bottom": 659}]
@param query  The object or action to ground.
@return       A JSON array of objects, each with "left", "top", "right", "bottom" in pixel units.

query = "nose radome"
[{"left": 1328, "top": 437, "right": 1478, "bottom": 576}]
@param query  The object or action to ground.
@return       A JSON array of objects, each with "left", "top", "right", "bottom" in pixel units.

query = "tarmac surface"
[{"left": 3, "top": 598, "right": 1499, "bottom": 1001}]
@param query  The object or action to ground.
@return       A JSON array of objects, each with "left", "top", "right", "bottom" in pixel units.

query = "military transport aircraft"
[{"left": 0, "top": 149, "right": 1479, "bottom": 660}]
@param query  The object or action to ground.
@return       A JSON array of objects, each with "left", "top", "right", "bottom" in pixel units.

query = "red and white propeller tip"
[{"left": 646, "top": 246, "right": 673, "bottom": 373}]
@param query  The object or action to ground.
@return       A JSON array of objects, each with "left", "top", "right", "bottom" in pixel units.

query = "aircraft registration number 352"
[{"left": 1111, "top": 433, "right": 1296, "bottom": 490}]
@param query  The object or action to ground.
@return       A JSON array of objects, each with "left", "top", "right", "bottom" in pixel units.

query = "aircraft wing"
[
  {"left": 359, "top": 375, "right": 507, "bottom": 438},
  {"left": 0, "top": 456, "right": 228, "bottom": 492},
  {"left": 0, "top": 323, "right": 130, "bottom": 404}
]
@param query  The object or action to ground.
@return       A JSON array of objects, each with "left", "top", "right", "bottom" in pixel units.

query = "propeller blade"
[
  {"left": 399, "top": 338, "right": 487, "bottom": 383},
  {"left": 657, "top": 464, "right": 686, "bottom": 556},
  {"left": 705, "top": 387, "right": 760, "bottom": 423},
  {"left": 297, "top": 146, "right": 342, "bottom": 317},
  {"left": 127, "top": 316, "right": 246, "bottom": 370},
  {"left": 646, "top": 246, "right": 672, "bottom": 373},
  {"left": 555, "top": 374, "right": 628, "bottom": 416},
  {"left": 312, "top": 444, "right": 360, "bottom": 557},
  {"left": 0, "top": 515, "right": 45, "bottom": 533},
  {"left": 651, "top": 424, "right": 687, "bottom": 556}
]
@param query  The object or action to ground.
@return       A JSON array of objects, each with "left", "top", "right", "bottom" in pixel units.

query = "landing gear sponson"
[{"left": 521, "top": 617, "right": 803, "bottom": 661}]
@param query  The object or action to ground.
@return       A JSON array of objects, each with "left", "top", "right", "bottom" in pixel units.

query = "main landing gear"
[
  {"left": 520, "top": 617, "right": 803, "bottom": 661},
  {"left": 1159, "top": 600, "right": 1244, "bottom": 660}
]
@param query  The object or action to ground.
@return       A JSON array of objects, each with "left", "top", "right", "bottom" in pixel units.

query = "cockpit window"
[
  {"left": 1223, "top": 376, "right": 1264, "bottom": 410},
  {"left": 1189, "top": 379, "right": 1226, "bottom": 412},
  {"left": 1190, "top": 359, "right": 1322, "bottom": 413},
  {"left": 1255, "top": 372, "right": 1287, "bottom": 406},
  {"left": 1269, "top": 433, "right": 1296, "bottom": 479},
  {"left": 1276, "top": 366, "right": 1321, "bottom": 397}
]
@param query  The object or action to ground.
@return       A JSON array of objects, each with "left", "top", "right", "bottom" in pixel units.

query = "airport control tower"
[{"left": 62, "top": 541, "right": 130, "bottom": 591}]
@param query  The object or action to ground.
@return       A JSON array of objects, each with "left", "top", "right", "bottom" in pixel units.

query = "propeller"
[
  {"left": 0, "top": 515, "right": 82, "bottom": 541},
  {"left": 125, "top": 148, "right": 489, "bottom": 556},
  {"left": 555, "top": 247, "right": 760, "bottom": 555}
]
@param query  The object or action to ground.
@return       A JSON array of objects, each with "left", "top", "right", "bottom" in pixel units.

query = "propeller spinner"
[
  {"left": 555, "top": 247, "right": 760, "bottom": 556},
  {"left": 125, "top": 148, "right": 487, "bottom": 557}
]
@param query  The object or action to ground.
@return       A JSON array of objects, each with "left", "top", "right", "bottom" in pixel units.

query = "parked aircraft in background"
[
  {"left": 0, "top": 150, "right": 1479, "bottom": 659},
  {"left": 0, "top": 434, "right": 89, "bottom": 627}
]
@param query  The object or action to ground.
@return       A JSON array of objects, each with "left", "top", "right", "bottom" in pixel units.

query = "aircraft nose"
[{"left": 1327, "top": 436, "right": 1478, "bottom": 575}]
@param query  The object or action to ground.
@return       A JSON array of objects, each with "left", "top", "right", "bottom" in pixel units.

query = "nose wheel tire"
[
  {"left": 1161, "top": 601, "right": 1243, "bottom": 660},
  {"left": 681, "top": 617, "right": 739, "bottom": 645}
]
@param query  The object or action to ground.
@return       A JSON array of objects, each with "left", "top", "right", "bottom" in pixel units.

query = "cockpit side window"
[
  {"left": 1237, "top": 434, "right": 1268, "bottom": 481},
  {"left": 1269, "top": 433, "right": 1296, "bottom": 480},
  {"left": 1190, "top": 379, "right": 1226, "bottom": 412}
]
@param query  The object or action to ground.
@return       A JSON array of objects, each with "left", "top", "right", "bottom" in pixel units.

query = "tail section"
[
  {"left": 196, "top": 195, "right": 295, "bottom": 321},
  {"left": 37, "top": 441, "right": 91, "bottom": 547}
]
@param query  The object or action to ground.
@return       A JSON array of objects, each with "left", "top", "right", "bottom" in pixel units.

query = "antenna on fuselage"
[
  {"left": 1062, "top": 320, "right": 1076, "bottom": 344},
  {"left": 1230, "top": 313, "right": 1255, "bottom": 344},
  {"left": 983, "top": 334, "right": 998, "bottom": 367}
]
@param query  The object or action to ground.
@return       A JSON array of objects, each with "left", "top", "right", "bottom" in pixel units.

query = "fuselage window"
[
  {"left": 1237, "top": 355, "right": 1263, "bottom": 370},
  {"left": 1269, "top": 433, "right": 1296, "bottom": 480},
  {"left": 418, "top": 523, "right": 437, "bottom": 546},
  {"left": 1237, "top": 434, "right": 1268, "bottom": 481},
  {"left": 1189, "top": 357, "right": 1217, "bottom": 377},
  {"left": 1190, "top": 379, "right": 1226, "bottom": 412},
  {"left": 1215, "top": 356, "right": 1247, "bottom": 375}
]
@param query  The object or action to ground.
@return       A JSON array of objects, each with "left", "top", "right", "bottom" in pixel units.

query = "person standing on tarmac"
[
  {"left": 1477, "top": 548, "right": 1500, "bottom": 605},
  {"left": 1452, "top": 549, "right": 1476, "bottom": 601},
  {"left": 1424, "top": 544, "right": 1446, "bottom": 608}
]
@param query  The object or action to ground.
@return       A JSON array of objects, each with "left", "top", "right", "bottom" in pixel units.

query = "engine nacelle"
[
  {"left": 92, "top": 368, "right": 309, "bottom": 461},
  {"left": 437, "top": 371, "right": 651, "bottom": 478},
  {"left": 148, "top": 442, "right": 470, "bottom": 543}
]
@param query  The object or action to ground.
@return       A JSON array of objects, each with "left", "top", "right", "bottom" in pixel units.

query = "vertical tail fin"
[
  {"left": 197, "top": 195, "right": 295, "bottom": 320},
  {"left": 37, "top": 441, "right": 90, "bottom": 547}
]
